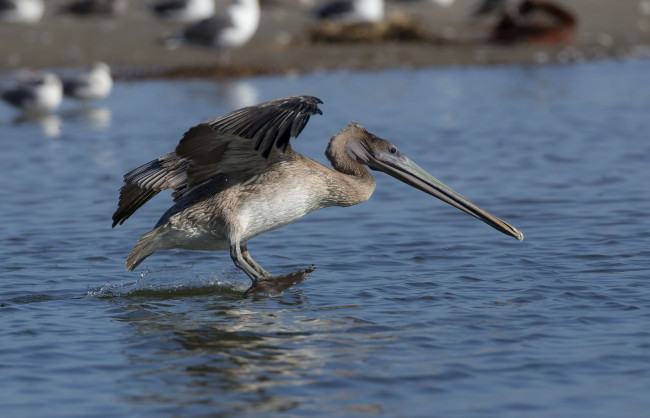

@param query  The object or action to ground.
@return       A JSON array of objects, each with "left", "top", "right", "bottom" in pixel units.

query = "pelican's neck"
[{"left": 324, "top": 138, "right": 375, "bottom": 207}]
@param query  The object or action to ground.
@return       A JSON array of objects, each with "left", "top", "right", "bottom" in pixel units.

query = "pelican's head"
[{"left": 338, "top": 122, "right": 523, "bottom": 241}]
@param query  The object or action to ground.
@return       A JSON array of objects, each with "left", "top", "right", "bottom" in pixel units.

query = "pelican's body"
[
  {"left": 113, "top": 96, "right": 522, "bottom": 291},
  {"left": 133, "top": 152, "right": 371, "bottom": 257}
]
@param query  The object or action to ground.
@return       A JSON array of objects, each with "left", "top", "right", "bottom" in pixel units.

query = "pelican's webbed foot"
[{"left": 243, "top": 265, "right": 315, "bottom": 297}]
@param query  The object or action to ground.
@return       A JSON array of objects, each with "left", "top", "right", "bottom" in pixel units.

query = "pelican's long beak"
[{"left": 368, "top": 149, "right": 524, "bottom": 241}]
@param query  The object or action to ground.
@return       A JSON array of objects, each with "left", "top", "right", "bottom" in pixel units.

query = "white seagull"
[
  {"left": 1, "top": 72, "right": 63, "bottom": 114},
  {"left": 0, "top": 0, "right": 44, "bottom": 23},
  {"left": 313, "top": 0, "right": 384, "bottom": 24},
  {"left": 152, "top": 0, "right": 215, "bottom": 22},
  {"left": 167, "top": 0, "right": 260, "bottom": 64},
  {"left": 62, "top": 62, "right": 113, "bottom": 102}
]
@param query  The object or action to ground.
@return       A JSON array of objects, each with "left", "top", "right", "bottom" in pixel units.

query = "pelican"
[{"left": 112, "top": 95, "right": 522, "bottom": 293}]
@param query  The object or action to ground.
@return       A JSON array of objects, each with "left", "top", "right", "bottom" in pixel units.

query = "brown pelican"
[{"left": 112, "top": 95, "right": 522, "bottom": 294}]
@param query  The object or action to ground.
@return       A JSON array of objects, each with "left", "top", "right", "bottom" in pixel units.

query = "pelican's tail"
[{"left": 126, "top": 228, "right": 162, "bottom": 272}]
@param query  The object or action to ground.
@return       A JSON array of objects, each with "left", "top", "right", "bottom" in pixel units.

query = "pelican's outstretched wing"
[
  {"left": 174, "top": 94, "right": 322, "bottom": 187},
  {"left": 112, "top": 152, "right": 189, "bottom": 227},
  {"left": 112, "top": 95, "right": 323, "bottom": 227}
]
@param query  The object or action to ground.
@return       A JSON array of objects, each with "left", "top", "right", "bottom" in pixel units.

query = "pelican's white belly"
[
  {"left": 153, "top": 223, "right": 229, "bottom": 252},
  {"left": 238, "top": 183, "right": 321, "bottom": 242}
]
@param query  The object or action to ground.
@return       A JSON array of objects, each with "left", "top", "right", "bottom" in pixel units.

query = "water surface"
[{"left": 2, "top": 59, "right": 650, "bottom": 417}]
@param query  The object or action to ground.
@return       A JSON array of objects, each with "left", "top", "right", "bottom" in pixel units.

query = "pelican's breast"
[{"left": 238, "top": 172, "right": 325, "bottom": 241}]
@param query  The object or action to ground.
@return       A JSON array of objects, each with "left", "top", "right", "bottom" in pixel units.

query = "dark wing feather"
[
  {"left": 175, "top": 95, "right": 323, "bottom": 183},
  {"left": 113, "top": 95, "right": 323, "bottom": 227},
  {"left": 112, "top": 152, "right": 189, "bottom": 227}
]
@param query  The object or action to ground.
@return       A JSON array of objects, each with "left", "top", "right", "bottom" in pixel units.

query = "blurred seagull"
[
  {"left": 60, "top": 0, "right": 128, "bottom": 17},
  {"left": 1, "top": 72, "right": 63, "bottom": 114},
  {"left": 313, "top": 0, "right": 384, "bottom": 23},
  {"left": 0, "top": 0, "right": 44, "bottom": 23},
  {"left": 62, "top": 62, "right": 113, "bottom": 102},
  {"left": 152, "top": 0, "right": 215, "bottom": 22},
  {"left": 166, "top": 0, "right": 260, "bottom": 64}
]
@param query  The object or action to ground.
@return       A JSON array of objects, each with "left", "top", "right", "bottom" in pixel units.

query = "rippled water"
[{"left": 2, "top": 59, "right": 650, "bottom": 417}]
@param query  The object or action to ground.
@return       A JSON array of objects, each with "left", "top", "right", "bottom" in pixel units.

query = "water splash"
[{"left": 86, "top": 265, "right": 249, "bottom": 299}]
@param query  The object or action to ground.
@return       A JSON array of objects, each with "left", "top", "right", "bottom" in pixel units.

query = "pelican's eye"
[{"left": 388, "top": 146, "right": 398, "bottom": 154}]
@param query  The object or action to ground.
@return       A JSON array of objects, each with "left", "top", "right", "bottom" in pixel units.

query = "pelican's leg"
[
  {"left": 230, "top": 244, "right": 263, "bottom": 282},
  {"left": 241, "top": 244, "right": 272, "bottom": 278}
]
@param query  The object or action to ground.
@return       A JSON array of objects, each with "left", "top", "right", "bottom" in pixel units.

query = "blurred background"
[
  {"left": 3, "top": 1, "right": 650, "bottom": 417},
  {"left": 1, "top": 0, "right": 649, "bottom": 75}
]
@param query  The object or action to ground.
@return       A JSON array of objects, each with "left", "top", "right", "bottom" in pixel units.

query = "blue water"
[{"left": 2, "top": 59, "right": 649, "bottom": 417}]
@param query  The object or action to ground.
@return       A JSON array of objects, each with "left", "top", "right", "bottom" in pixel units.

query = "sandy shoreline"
[{"left": 1, "top": 0, "right": 650, "bottom": 78}]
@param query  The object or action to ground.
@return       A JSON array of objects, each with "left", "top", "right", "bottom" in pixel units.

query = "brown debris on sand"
[
  {"left": 489, "top": 0, "right": 577, "bottom": 45},
  {"left": 307, "top": 11, "right": 440, "bottom": 44}
]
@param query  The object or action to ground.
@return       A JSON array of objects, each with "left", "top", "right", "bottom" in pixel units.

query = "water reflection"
[
  {"left": 218, "top": 80, "right": 260, "bottom": 109},
  {"left": 78, "top": 106, "right": 112, "bottom": 131},
  {"left": 113, "top": 291, "right": 382, "bottom": 413},
  {"left": 116, "top": 298, "right": 308, "bottom": 410},
  {"left": 13, "top": 113, "right": 62, "bottom": 138},
  {"left": 60, "top": 106, "right": 112, "bottom": 131}
]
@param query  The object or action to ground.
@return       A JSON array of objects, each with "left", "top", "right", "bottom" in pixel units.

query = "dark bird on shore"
[
  {"left": 313, "top": 0, "right": 384, "bottom": 23},
  {"left": 60, "top": 0, "right": 128, "bottom": 17},
  {"left": 473, "top": 0, "right": 576, "bottom": 44},
  {"left": 112, "top": 95, "right": 523, "bottom": 294}
]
